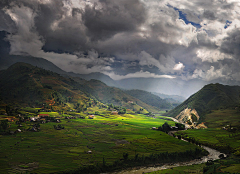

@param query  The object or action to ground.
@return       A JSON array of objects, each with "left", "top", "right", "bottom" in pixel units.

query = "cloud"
[
  {"left": 105, "top": 70, "right": 176, "bottom": 80},
  {"left": 4, "top": 5, "right": 44, "bottom": 55},
  {"left": 205, "top": 66, "right": 226, "bottom": 81},
  {"left": 173, "top": 62, "right": 185, "bottom": 71},
  {"left": 1, "top": 0, "right": 240, "bottom": 88},
  {"left": 82, "top": 0, "right": 146, "bottom": 41}
]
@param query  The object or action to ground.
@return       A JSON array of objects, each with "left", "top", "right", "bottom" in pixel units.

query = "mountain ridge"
[
  {"left": 0, "top": 62, "right": 173, "bottom": 112},
  {"left": 166, "top": 83, "right": 240, "bottom": 121}
]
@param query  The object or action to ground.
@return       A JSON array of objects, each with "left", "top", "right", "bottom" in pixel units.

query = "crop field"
[
  {"left": 173, "top": 128, "right": 240, "bottom": 173},
  {"left": 0, "top": 109, "right": 202, "bottom": 174},
  {"left": 204, "top": 109, "right": 240, "bottom": 128}
]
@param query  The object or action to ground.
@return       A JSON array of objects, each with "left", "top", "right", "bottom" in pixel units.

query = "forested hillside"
[{"left": 167, "top": 83, "right": 240, "bottom": 119}]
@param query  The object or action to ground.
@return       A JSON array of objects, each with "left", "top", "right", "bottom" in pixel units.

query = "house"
[
  {"left": 87, "top": 150, "right": 92, "bottom": 154},
  {"left": 152, "top": 127, "right": 157, "bottom": 130},
  {"left": 170, "top": 126, "right": 178, "bottom": 130},
  {"left": 88, "top": 115, "right": 94, "bottom": 119},
  {"left": 16, "top": 129, "right": 21, "bottom": 133},
  {"left": 30, "top": 117, "right": 39, "bottom": 121},
  {"left": 111, "top": 111, "right": 118, "bottom": 115},
  {"left": 38, "top": 114, "right": 49, "bottom": 118}
]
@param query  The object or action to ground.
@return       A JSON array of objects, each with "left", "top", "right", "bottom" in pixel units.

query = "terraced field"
[{"left": 0, "top": 110, "right": 203, "bottom": 174}]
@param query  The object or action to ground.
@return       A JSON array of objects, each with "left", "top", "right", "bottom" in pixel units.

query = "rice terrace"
[{"left": 1, "top": 0, "right": 240, "bottom": 173}]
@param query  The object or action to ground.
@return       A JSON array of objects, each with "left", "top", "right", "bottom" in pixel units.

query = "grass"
[
  {"left": 173, "top": 128, "right": 240, "bottom": 173},
  {"left": 0, "top": 108, "right": 202, "bottom": 174},
  {"left": 149, "top": 107, "right": 240, "bottom": 174},
  {"left": 149, "top": 163, "right": 205, "bottom": 174},
  {"left": 204, "top": 109, "right": 240, "bottom": 128}
]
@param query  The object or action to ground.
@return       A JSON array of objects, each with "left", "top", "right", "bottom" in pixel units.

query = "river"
[
  {"left": 107, "top": 116, "right": 224, "bottom": 174},
  {"left": 109, "top": 144, "right": 223, "bottom": 174}
]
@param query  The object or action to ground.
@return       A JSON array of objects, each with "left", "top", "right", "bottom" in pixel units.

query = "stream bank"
[{"left": 109, "top": 144, "right": 223, "bottom": 174}]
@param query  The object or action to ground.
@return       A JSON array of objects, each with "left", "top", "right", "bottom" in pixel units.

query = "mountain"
[
  {"left": 0, "top": 55, "right": 67, "bottom": 74},
  {"left": 0, "top": 62, "right": 172, "bottom": 112},
  {"left": 68, "top": 72, "right": 118, "bottom": 87},
  {"left": 71, "top": 78, "right": 167, "bottom": 113},
  {"left": 152, "top": 92, "right": 185, "bottom": 102},
  {"left": 0, "top": 62, "right": 90, "bottom": 108},
  {"left": 124, "top": 89, "right": 172, "bottom": 110},
  {"left": 166, "top": 83, "right": 240, "bottom": 121}
]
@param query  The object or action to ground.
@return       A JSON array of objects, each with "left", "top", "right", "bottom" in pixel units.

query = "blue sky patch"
[
  {"left": 168, "top": 4, "right": 202, "bottom": 29},
  {"left": 224, "top": 20, "right": 232, "bottom": 29}
]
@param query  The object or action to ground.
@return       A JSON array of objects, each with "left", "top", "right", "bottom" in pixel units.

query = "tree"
[
  {"left": 88, "top": 102, "right": 92, "bottom": 107},
  {"left": 175, "top": 123, "right": 185, "bottom": 130},
  {"left": 123, "top": 152, "right": 128, "bottom": 161},
  {"left": 102, "top": 157, "right": 106, "bottom": 166},
  {"left": 1, "top": 120, "right": 9, "bottom": 131},
  {"left": 161, "top": 122, "right": 171, "bottom": 133}
]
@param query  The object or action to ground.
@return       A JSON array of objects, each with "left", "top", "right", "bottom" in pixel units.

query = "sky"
[{"left": 1, "top": 0, "right": 240, "bottom": 97}]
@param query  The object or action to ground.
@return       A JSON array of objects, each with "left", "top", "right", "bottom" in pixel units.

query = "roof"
[{"left": 38, "top": 114, "right": 49, "bottom": 116}]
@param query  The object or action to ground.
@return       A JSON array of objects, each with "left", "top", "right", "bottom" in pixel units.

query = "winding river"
[
  {"left": 110, "top": 144, "right": 223, "bottom": 174},
  {"left": 107, "top": 116, "right": 225, "bottom": 174}
]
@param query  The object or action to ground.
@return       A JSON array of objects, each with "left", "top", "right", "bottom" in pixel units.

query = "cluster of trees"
[
  {"left": 108, "top": 104, "right": 127, "bottom": 114},
  {"left": 53, "top": 124, "right": 65, "bottom": 130},
  {"left": 158, "top": 122, "right": 185, "bottom": 133},
  {"left": 158, "top": 122, "right": 171, "bottom": 133},
  {"left": 60, "top": 147, "right": 207, "bottom": 174},
  {"left": 175, "top": 123, "right": 185, "bottom": 130},
  {"left": 0, "top": 120, "right": 9, "bottom": 132}
]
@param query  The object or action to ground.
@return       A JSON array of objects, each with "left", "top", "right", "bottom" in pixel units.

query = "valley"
[
  {"left": 0, "top": 106, "right": 206, "bottom": 173},
  {"left": 1, "top": 1, "right": 240, "bottom": 173},
  {"left": 0, "top": 63, "right": 240, "bottom": 174}
]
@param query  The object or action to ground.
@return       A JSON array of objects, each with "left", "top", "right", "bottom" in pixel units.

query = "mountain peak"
[{"left": 167, "top": 83, "right": 240, "bottom": 119}]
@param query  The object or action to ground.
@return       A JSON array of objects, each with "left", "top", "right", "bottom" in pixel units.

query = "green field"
[
  {"left": 151, "top": 128, "right": 240, "bottom": 174},
  {"left": 204, "top": 109, "right": 240, "bottom": 128},
  {"left": 151, "top": 108, "right": 240, "bottom": 174},
  {"left": 0, "top": 109, "right": 204, "bottom": 174}
]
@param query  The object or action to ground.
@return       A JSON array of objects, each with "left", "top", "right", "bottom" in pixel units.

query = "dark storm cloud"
[
  {"left": 220, "top": 29, "right": 240, "bottom": 57},
  {"left": 0, "top": 9, "right": 16, "bottom": 32},
  {"left": 82, "top": 0, "right": 146, "bottom": 41},
  {"left": 1, "top": 0, "right": 240, "bottom": 90},
  {"left": 202, "top": 10, "right": 217, "bottom": 21},
  {"left": 34, "top": 1, "right": 88, "bottom": 53}
]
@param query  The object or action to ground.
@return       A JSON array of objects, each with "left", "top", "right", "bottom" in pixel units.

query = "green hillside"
[
  {"left": 0, "top": 62, "right": 167, "bottom": 113},
  {"left": 0, "top": 62, "right": 90, "bottom": 109},
  {"left": 124, "top": 89, "right": 172, "bottom": 110},
  {"left": 167, "top": 83, "right": 240, "bottom": 119},
  {"left": 73, "top": 78, "right": 163, "bottom": 113}
]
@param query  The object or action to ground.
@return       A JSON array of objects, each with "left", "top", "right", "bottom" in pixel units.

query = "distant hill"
[
  {"left": 166, "top": 83, "right": 240, "bottom": 120},
  {"left": 0, "top": 62, "right": 172, "bottom": 112},
  {"left": 68, "top": 72, "right": 118, "bottom": 87},
  {"left": 152, "top": 92, "right": 185, "bottom": 102},
  {"left": 0, "top": 62, "right": 90, "bottom": 108},
  {"left": 124, "top": 89, "right": 172, "bottom": 110},
  {"left": 72, "top": 78, "right": 168, "bottom": 113},
  {"left": 0, "top": 55, "right": 67, "bottom": 74}
]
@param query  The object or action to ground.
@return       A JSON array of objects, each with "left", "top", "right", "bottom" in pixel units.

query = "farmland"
[{"left": 0, "top": 107, "right": 205, "bottom": 174}]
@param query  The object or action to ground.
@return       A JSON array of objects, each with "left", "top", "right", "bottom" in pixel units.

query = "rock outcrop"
[{"left": 175, "top": 108, "right": 201, "bottom": 127}]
